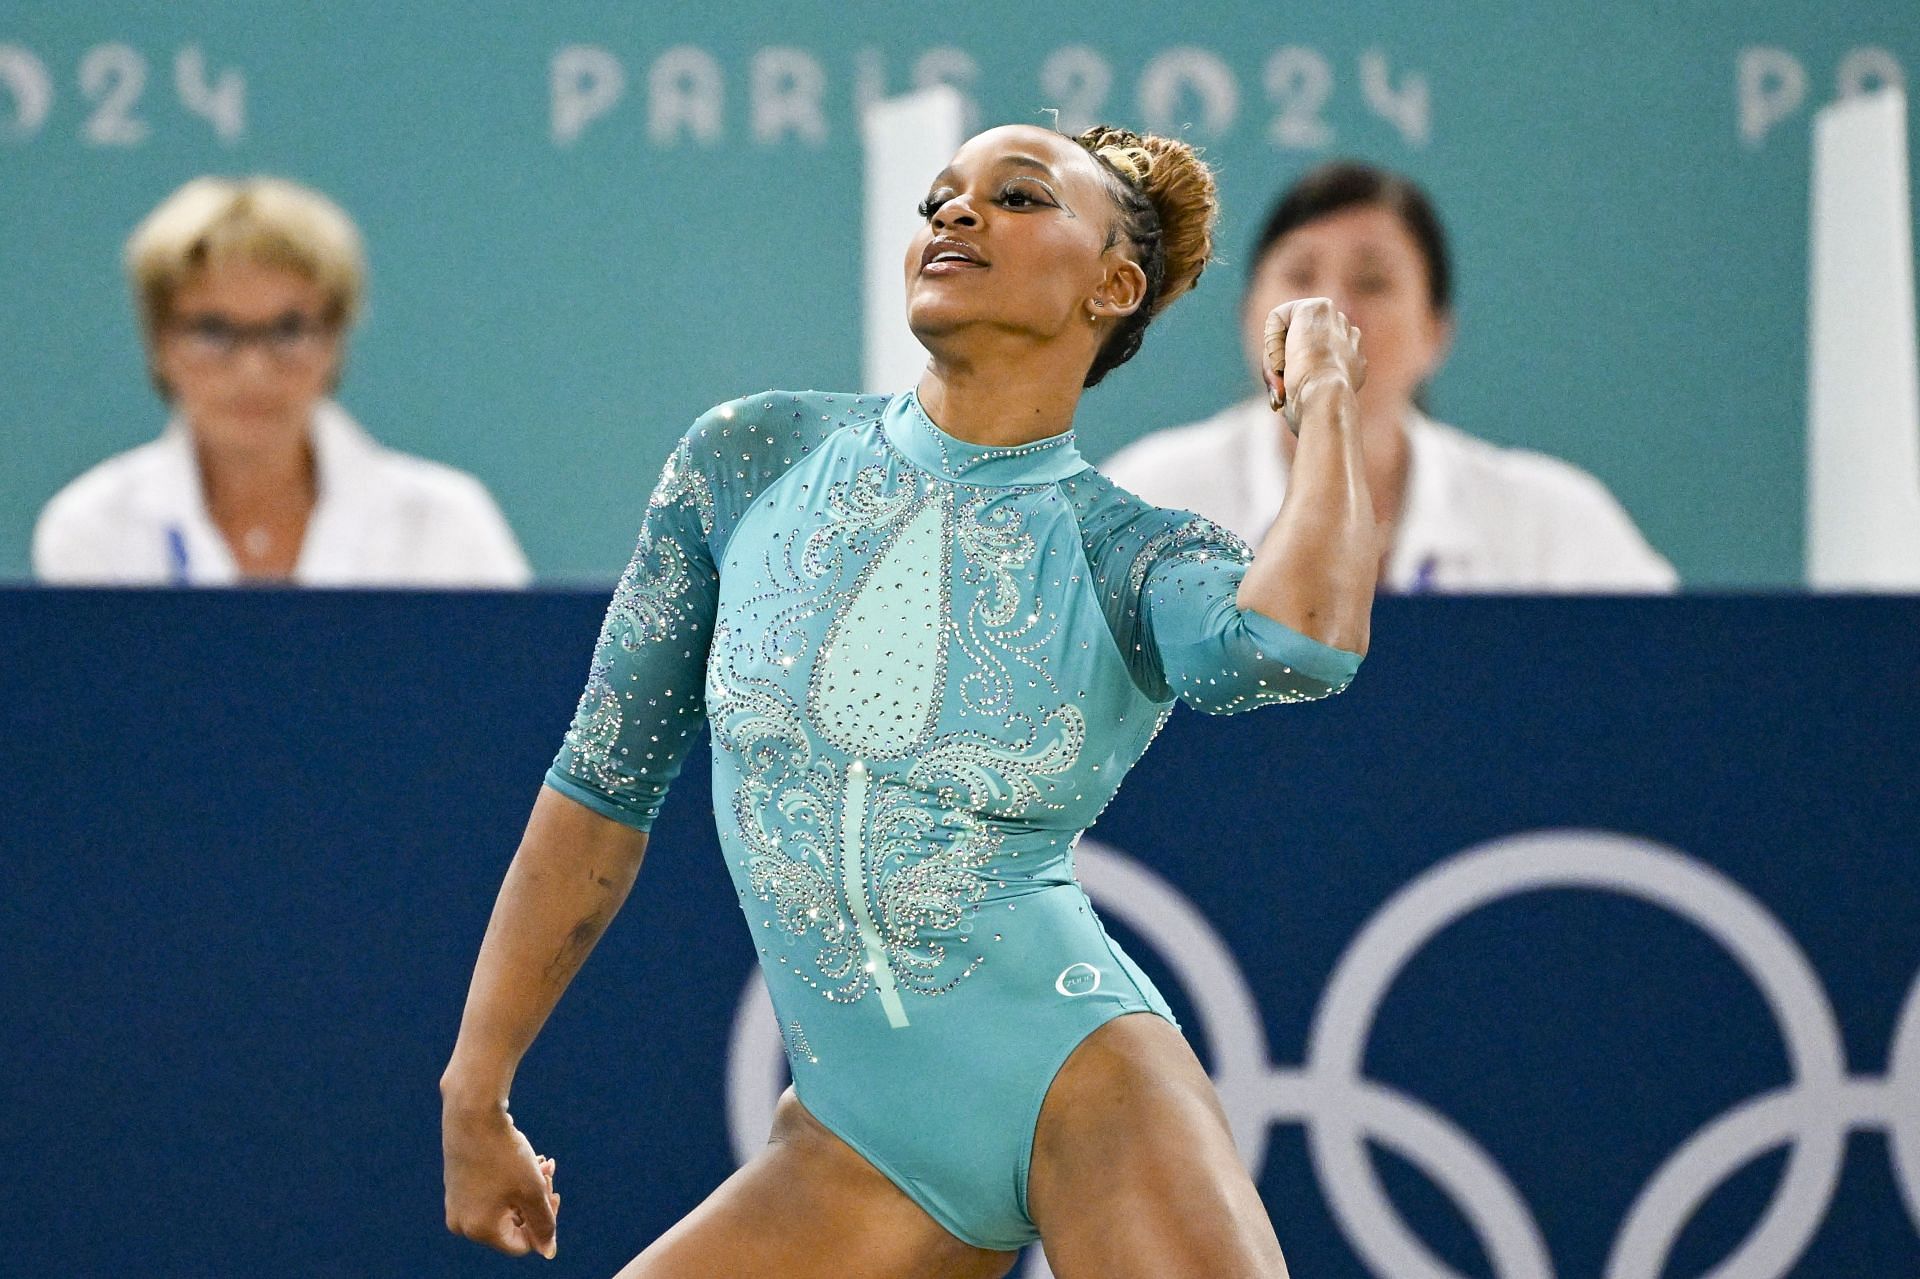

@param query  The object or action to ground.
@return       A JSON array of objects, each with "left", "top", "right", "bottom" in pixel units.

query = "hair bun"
[{"left": 1076, "top": 126, "right": 1218, "bottom": 311}]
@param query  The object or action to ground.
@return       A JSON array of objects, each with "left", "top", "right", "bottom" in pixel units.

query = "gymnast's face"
[
  {"left": 905, "top": 126, "right": 1144, "bottom": 360},
  {"left": 155, "top": 259, "right": 342, "bottom": 459}
]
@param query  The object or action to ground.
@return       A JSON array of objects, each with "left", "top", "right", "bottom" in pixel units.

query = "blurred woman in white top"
[
  {"left": 33, "top": 177, "right": 531, "bottom": 587},
  {"left": 1102, "top": 161, "right": 1676, "bottom": 592}
]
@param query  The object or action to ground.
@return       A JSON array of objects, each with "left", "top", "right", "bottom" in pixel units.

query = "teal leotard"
[{"left": 545, "top": 390, "right": 1360, "bottom": 1250}]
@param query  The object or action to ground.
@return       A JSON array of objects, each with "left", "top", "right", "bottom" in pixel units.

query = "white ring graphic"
[
  {"left": 724, "top": 830, "right": 1916, "bottom": 1278},
  {"left": 1054, "top": 962, "right": 1102, "bottom": 997}
]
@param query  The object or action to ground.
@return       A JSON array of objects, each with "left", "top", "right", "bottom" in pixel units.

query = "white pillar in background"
[
  {"left": 862, "top": 86, "right": 964, "bottom": 395},
  {"left": 1807, "top": 89, "right": 1920, "bottom": 589}
]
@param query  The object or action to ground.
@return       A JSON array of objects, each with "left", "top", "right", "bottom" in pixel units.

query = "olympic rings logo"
[{"left": 726, "top": 830, "right": 1920, "bottom": 1278}]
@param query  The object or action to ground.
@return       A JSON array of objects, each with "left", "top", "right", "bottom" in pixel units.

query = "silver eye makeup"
[{"left": 917, "top": 178, "right": 1061, "bottom": 220}]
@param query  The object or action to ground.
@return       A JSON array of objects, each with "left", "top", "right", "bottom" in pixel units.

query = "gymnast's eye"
[
  {"left": 996, "top": 179, "right": 1056, "bottom": 209},
  {"left": 917, "top": 190, "right": 952, "bottom": 219}
]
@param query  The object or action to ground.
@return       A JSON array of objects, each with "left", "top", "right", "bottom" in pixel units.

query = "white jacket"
[
  {"left": 33, "top": 402, "right": 532, "bottom": 587},
  {"left": 1099, "top": 398, "right": 1677, "bottom": 593}
]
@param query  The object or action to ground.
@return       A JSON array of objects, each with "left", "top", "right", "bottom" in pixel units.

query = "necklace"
[{"left": 241, "top": 527, "right": 272, "bottom": 559}]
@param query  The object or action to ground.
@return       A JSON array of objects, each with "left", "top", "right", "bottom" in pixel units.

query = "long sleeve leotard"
[{"left": 544, "top": 389, "right": 1360, "bottom": 1249}]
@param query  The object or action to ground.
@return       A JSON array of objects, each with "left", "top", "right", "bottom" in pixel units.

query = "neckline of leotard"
[{"left": 883, "top": 390, "right": 1089, "bottom": 488}]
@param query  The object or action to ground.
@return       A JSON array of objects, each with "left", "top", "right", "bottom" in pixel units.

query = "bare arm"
[
  {"left": 1236, "top": 298, "right": 1378, "bottom": 655},
  {"left": 443, "top": 784, "right": 648, "bottom": 1103},
  {"left": 439, "top": 785, "right": 649, "bottom": 1258}
]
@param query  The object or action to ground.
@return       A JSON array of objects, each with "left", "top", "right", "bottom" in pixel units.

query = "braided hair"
[{"left": 1073, "top": 126, "right": 1219, "bottom": 387}]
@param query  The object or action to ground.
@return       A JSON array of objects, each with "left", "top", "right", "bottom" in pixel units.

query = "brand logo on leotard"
[{"left": 1054, "top": 962, "right": 1101, "bottom": 997}]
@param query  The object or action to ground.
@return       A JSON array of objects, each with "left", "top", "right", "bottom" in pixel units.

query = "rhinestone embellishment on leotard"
[
  {"left": 929, "top": 423, "right": 1076, "bottom": 480},
  {"left": 563, "top": 393, "right": 1356, "bottom": 1045},
  {"left": 561, "top": 440, "right": 720, "bottom": 793},
  {"left": 709, "top": 453, "right": 1083, "bottom": 1028},
  {"left": 910, "top": 391, "right": 1077, "bottom": 482}
]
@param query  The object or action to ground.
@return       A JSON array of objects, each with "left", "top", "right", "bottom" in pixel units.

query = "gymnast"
[{"left": 441, "top": 120, "right": 1376, "bottom": 1278}]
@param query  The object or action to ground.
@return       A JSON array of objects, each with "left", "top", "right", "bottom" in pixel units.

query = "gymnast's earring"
[{"left": 1088, "top": 301, "right": 1102, "bottom": 324}]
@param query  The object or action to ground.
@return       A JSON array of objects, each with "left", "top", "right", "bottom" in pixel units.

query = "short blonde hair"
[{"left": 126, "top": 176, "right": 365, "bottom": 347}]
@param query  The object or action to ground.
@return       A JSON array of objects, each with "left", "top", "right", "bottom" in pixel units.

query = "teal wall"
[{"left": 4, "top": 3, "right": 1916, "bottom": 584}]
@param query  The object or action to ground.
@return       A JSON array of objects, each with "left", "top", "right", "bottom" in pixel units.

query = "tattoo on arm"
[{"left": 543, "top": 909, "right": 610, "bottom": 985}]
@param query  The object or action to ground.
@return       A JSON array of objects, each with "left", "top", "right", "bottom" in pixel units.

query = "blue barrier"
[{"left": 1, "top": 591, "right": 1915, "bottom": 1277}]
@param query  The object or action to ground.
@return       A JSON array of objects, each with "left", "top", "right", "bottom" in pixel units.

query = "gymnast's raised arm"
[{"left": 1236, "top": 296, "right": 1378, "bottom": 656}]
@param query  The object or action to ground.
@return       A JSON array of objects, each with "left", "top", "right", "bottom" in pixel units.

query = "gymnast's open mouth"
[{"left": 921, "top": 235, "right": 988, "bottom": 275}]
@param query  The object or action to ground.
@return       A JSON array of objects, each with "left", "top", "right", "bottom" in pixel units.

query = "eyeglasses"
[{"left": 166, "top": 311, "right": 337, "bottom": 364}]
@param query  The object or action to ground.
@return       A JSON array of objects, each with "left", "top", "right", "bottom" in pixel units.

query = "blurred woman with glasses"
[{"left": 32, "top": 177, "right": 530, "bottom": 586}]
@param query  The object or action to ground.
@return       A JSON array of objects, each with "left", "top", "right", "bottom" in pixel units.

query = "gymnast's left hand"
[
  {"left": 1263, "top": 296, "right": 1367, "bottom": 434},
  {"left": 442, "top": 1100, "right": 561, "bottom": 1259}
]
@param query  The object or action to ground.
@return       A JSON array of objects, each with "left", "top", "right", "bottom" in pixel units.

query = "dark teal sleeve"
[
  {"left": 546, "top": 432, "right": 718, "bottom": 830},
  {"left": 1141, "top": 520, "right": 1362, "bottom": 715}
]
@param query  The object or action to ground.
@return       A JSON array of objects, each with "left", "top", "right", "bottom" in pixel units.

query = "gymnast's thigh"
[
  {"left": 613, "top": 1089, "right": 1017, "bottom": 1279},
  {"left": 1026, "top": 1012, "right": 1291, "bottom": 1279}
]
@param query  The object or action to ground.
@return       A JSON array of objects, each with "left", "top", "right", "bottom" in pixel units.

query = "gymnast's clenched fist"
[{"left": 1264, "top": 296, "right": 1367, "bottom": 433}]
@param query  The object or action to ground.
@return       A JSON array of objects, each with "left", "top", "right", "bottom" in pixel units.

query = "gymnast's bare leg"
[
  {"left": 613, "top": 1091, "right": 1014, "bottom": 1279},
  {"left": 1028, "top": 1013, "right": 1290, "bottom": 1278}
]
